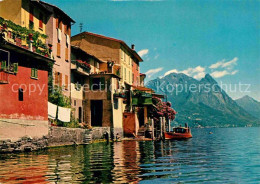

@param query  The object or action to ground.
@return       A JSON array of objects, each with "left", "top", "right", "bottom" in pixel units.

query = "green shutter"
[
  {"left": 101, "top": 77, "right": 105, "bottom": 90},
  {"left": 31, "top": 68, "right": 34, "bottom": 77},
  {"left": 35, "top": 69, "right": 38, "bottom": 78},
  {"left": 13, "top": 63, "right": 18, "bottom": 73},
  {"left": 31, "top": 68, "right": 38, "bottom": 78},
  {"left": 90, "top": 78, "right": 93, "bottom": 90},
  {"left": 1, "top": 61, "right": 6, "bottom": 70}
]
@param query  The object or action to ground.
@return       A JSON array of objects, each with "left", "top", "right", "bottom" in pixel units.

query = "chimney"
[{"left": 131, "top": 44, "right": 135, "bottom": 50}]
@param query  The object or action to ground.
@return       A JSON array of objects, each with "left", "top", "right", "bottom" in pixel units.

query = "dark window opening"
[
  {"left": 78, "top": 107, "right": 82, "bottom": 123},
  {"left": 19, "top": 88, "right": 23, "bottom": 101}
]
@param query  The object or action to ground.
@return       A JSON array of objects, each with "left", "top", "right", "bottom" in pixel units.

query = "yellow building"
[
  {"left": 0, "top": 0, "right": 49, "bottom": 40},
  {"left": 71, "top": 32, "right": 143, "bottom": 138}
]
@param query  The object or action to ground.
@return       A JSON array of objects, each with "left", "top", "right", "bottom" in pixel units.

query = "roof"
[
  {"left": 152, "top": 93, "right": 165, "bottom": 99},
  {"left": 71, "top": 46, "right": 104, "bottom": 63},
  {"left": 140, "top": 73, "right": 146, "bottom": 76},
  {"left": 39, "top": 1, "right": 75, "bottom": 23},
  {"left": 90, "top": 73, "right": 121, "bottom": 79},
  {"left": 74, "top": 32, "right": 143, "bottom": 62},
  {"left": 132, "top": 85, "right": 154, "bottom": 92}
]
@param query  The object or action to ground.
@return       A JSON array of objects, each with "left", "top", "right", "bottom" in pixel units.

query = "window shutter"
[
  {"left": 13, "top": 63, "right": 18, "bottom": 73},
  {"left": 56, "top": 18, "right": 59, "bottom": 29},
  {"left": 65, "top": 75, "right": 68, "bottom": 90},
  {"left": 68, "top": 26, "right": 71, "bottom": 36},
  {"left": 1, "top": 61, "right": 6, "bottom": 70},
  {"left": 90, "top": 78, "right": 93, "bottom": 90},
  {"left": 59, "top": 21, "right": 62, "bottom": 31},
  {"left": 65, "top": 48, "right": 68, "bottom": 61},
  {"left": 31, "top": 68, "right": 34, "bottom": 77},
  {"left": 64, "top": 24, "right": 67, "bottom": 34},
  {"left": 35, "top": 69, "right": 38, "bottom": 78},
  {"left": 39, "top": 13, "right": 43, "bottom": 29},
  {"left": 101, "top": 77, "right": 105, "bottom": 90},
  {"left": 54, "top": 72, "right": 59, "bottom": 85},
  {"left": 59, "top": 73, "right": 62, "bottom": 87},
  {"left": 57, "top": 43, "right": 61, "bottom": 57}
]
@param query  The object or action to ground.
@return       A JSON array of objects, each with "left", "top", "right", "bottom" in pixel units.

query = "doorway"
[
  {"left": 91, "top": 100, "right": 103, "bottom": 126},
  {"left": 78, "top": 107, "right": 82, "bottom": 123}
]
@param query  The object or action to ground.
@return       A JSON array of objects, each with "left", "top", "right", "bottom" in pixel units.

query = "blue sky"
[{"left": 44, "top": 0, "right": 260, "bottom": 100}]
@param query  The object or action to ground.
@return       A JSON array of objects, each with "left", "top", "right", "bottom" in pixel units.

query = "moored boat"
[{"left": 164, "top": 126, "right": 192, "bottom": 140}]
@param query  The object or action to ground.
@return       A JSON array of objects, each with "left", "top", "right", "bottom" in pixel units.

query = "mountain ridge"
[
  {"left": 235, "top": 95, "right": 260, "bottom": 119},
  {"left": 146, "top": 73, "right": 259, "bottom": 127}
]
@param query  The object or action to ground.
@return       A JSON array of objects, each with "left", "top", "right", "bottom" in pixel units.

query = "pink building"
[{"left": 40, "top": 1, "right": 75, "bottom": 97}]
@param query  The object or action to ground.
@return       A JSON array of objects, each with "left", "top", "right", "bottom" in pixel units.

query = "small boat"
[{"left": 164, "top": 126, "right": 192, "bottom": 140}]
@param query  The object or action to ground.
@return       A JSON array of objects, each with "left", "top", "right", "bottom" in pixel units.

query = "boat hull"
[{"left": 164, "top": 132, "right": 192, "bottom": 140}]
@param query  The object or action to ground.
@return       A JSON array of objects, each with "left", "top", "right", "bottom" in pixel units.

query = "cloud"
[
  {"left": 209, "top": 57, "right": 238, "bottom": 69},
  {"left": 210, "top": 69, "right": 239, "bottom": 78},
  {"left": 231, "top": 70, "right": 238, "bottom": 75},
  {"left": 209, "top": 57, "right": 239, "bottom": 78},
  {"left": 138, "top": 49, "right": 149, "bottom": 57},
  {"left": 145, "top": 67, "right": 163, "bottom": 78},
  {"left": 164, "top": 66, "right": 206, "bottom": 79},
  {"left": 154, "top": 54, "right": 159, "bottom": 59},
  {"left": 210, "top": 70, "right": 229, "bottom": 78}
]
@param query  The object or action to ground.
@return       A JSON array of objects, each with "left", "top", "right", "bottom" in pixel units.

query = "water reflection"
[{"left": 0, "top": 128, "right": 260, "bottom": 183}]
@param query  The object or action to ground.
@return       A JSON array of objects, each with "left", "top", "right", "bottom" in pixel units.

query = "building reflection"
[
  {"left": 112, "top": 141, "right": 142, "bottom": 183},
  {"left": 0, "top": 154, "right": 49, "bottom": 184}
]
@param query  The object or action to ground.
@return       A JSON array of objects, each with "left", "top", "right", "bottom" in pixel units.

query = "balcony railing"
[{"left": 0, "top": 17, "right": 51, "bottom": 58}]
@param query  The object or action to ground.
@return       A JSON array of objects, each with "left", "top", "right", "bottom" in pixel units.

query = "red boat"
[{"left": 164, "top": 127, "right": 192, "bottom": 140}]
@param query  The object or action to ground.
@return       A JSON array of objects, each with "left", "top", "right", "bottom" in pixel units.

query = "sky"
[{"left": 44, "top": 0, "right": 260, "bottom": 101}]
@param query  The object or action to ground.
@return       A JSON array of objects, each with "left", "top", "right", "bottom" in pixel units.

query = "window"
[
  {"left": 31, "top": 68, "right": 38, "bottom": 79},
  {"left": 18, "top": 88, "right": 23, "bottom": 101},
  {"left": 39, "top": 13, "right": 43, "bottom": 29},
  {"left": 90, "top": 77, "right": 105, "bottom": 90},
  {"left": 74, "top": 100, "right": 76, "bottom": 106},
  {"left": 29, "top": 6, "right": 34, "bottom": 22},
  {"left": 121, "top": 50, "right": 123, "bottom": 59},
  {"left": 57, "top": 43, "right": 61, "bottom": 57},
  {"left": 96, "top": 62, "right": 99, "bottom": 69},
  {"left": 54, "top": 72, "right": 62, "bottom": 87}
]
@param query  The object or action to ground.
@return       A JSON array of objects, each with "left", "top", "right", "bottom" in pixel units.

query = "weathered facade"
[
  {"left": 71, "top": 32, "right": 143, "bottom": 137},
  {"left": 40, "top": 1, "right": 75, "bottom": 97},
  {"left": 0, "top": 0, "right": 54, "bottom": 141},
  {"left": 70, "top": 46, "right": 103, "bottom": 123}
]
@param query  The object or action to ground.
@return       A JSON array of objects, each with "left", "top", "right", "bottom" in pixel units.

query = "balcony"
[
  {"left": 71, "top": 60, "right": 90, "bottom": 76},
  {"left": 0, "top": 17, "right": 51, "bottom": 59},
  {"left": 0, "top": 70, "right": 9, "bottom": 84},
  {"left": 132, "top": 91, "right": 153, "bottom": 106}
]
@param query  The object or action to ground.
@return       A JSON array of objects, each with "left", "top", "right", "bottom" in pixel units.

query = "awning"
[{"left": 132, "top": 85, "right": 154, "bottom": 93}]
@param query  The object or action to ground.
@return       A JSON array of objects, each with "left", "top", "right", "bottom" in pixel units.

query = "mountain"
[
  {"left": 146, "top": 73, "right": 259, "bottom": 127},
  {"left": 235, "top": 95, "right": 260, "bottom": 119}
]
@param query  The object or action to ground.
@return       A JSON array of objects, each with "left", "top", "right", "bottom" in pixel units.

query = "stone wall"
[
  {"left": 0, "top": 126, "right": 112, "bottom": 153},
  {"left": 48, "top": 126, "right": 111, "bottom": 147}
]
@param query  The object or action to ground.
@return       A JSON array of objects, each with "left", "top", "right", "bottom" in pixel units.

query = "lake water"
[{"left": 0, "top": 127, "right": 260, "bottom": 183}]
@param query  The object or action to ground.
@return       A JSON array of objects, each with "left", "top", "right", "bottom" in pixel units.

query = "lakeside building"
[
  {"left": 0, "top": 0, "right": 54, "bottom": 141},
  {"left": 71, "top": 32, "right": 155, "bottom": 138},
  {"left": 0, "top": 0, "right": 162, "bottom": 142},
  {"left": 70, "top": 46, "right": 104, "bottom": 123},
  {"left": 39, "top": 1, "right": 75, "bottom": 97}
]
